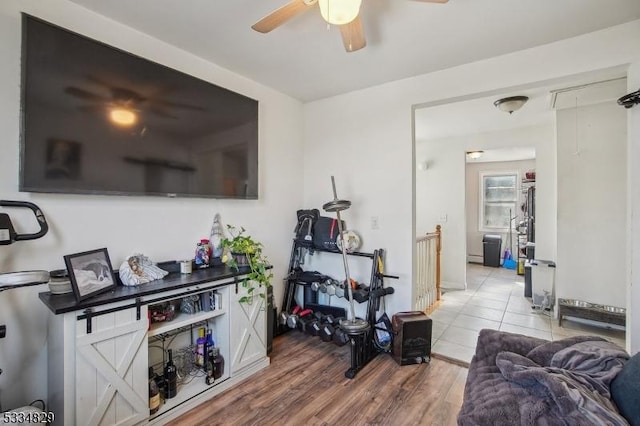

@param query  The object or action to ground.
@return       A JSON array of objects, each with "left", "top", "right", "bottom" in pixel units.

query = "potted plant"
[{"left": 220, "top": 225, "right": 272, "bottom": 303}]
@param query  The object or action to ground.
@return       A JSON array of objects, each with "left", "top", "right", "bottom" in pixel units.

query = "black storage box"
[
  {"left": 392, "top": 311, "right": 432, "bottom": 365},
  {"left": 482, "top": 234, "right": 502, "bottom": 267}
]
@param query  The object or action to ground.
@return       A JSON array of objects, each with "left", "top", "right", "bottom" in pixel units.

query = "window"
[{"left": 479, "top": 171, "right": 518, "bottom": 231}]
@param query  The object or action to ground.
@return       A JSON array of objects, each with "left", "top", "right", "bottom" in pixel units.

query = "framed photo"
[{"left": 64, "top": 248, "right": 116, "bottom": 302}]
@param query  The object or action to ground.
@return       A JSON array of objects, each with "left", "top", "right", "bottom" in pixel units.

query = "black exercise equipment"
[{"left": 0, "top": 200, "right": 49, "bottom": 245}]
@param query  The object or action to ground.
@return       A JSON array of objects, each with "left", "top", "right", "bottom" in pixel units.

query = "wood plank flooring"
[{"left": 169, "top": 332, "right": 468, "bottom": 426}]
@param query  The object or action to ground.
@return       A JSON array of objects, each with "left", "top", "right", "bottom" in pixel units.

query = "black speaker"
[{"left": 392, "top": 311, "right": 432, "bottom": 365}]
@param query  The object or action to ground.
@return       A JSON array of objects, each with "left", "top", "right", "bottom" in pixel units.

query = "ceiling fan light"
[
  {"left": 318, "top": 0, "right": 362, "bottom": 25},
  {"left": 493, "top": 96, "right": 529, "bottom": 114},
  {"left": 109, "top": 108, "right": 137, "bottom": 127}
]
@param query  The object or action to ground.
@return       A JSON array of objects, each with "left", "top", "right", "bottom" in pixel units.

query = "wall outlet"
[{"left": 371, "top": 216, "right": 379, "bottom": 230}]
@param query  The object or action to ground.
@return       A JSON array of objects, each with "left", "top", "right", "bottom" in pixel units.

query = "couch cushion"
[{"left": 611, "top": 351, "right": 640, "bottom": 425}]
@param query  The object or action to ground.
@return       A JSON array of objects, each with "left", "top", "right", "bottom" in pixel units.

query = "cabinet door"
[
  {"left": 229, "top": 282, "right": 266, "bottom": 374},
  {"left": 75, "top": 306, "right": 149, "bottom": 426}
]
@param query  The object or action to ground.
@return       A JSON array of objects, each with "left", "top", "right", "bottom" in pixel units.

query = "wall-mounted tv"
[{"left": 20, "top": 14, "right": 259, "bottom": 199}]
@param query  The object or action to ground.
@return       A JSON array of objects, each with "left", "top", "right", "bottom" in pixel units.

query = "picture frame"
[{"left": 64, "top": 248, "right": 116, "bottom": 302}]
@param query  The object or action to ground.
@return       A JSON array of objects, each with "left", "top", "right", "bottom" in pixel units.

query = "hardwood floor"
[{"left": 170, "top": 332, "right": 468, "bottom": 426}]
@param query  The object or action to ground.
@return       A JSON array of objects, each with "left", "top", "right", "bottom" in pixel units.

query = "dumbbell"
[
  {"left": 332, "top": 326, "right": 350, "bottom": 346},
  {"left": 287, "top": 308, "right": 313, "bottom": 329},
  {"left": 335, "top": 281, "right": 345, "bottom": 298},
  {"left": 280, "top": 306, "right": 301, "bottom": 326},
  {"left": 344, "top": 284, "right": 369, "bottom": 303},
  {"left": 309, "top": 312, "right": 328, "bottom": 336},
  {"left": 297, "top": 312, "right": 316, "bottom": 333},
  {"left": 320, "top": 316, "right": 343, "bottom": 342}
]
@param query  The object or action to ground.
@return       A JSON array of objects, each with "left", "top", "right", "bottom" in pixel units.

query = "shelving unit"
[
  {"left": 149, "top": 305, "right": 226, "bottom": 337},
  {"left": 517, "top": 178, "right": 535, "bottom": 276}
]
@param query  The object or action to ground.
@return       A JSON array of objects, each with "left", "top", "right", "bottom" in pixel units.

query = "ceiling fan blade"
[
  {"left": 339, "top": 15, "right": 366, "bottom": 53},
  {"left": 251, "top": 0, "right": 313, "bottom": 33},
  {"left": 148, "top": 105, "right": 179, "bottom": 119},
  {"left": 64, "top": 86, "right": 109, "bottom": 102},
  {"left": 152, "top": 99, "right": 206, "bottom": 111}
]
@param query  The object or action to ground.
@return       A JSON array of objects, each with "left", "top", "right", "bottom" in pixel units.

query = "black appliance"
[
  {"left": 392, "top": 312, "right": 432, "bottom": 365},
  {"left": 20, "top": 15, "right": 259, "bottom": 199}
]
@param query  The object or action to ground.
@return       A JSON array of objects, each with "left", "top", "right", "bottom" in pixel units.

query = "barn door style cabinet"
[{"left": 40, "top": 267, "right": 269, "bottom": 426}]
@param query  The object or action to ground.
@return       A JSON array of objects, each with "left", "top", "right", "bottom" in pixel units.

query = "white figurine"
[
  {"left": 119, "top": 253, "right": 168, "bottom": 286},
  {"left": 209, "top": 213, "right": 224, "bottom": 258}
]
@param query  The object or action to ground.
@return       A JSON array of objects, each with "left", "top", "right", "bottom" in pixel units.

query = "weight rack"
[{"left": 278, "top": 241, "right": 397, "bottom": 379}]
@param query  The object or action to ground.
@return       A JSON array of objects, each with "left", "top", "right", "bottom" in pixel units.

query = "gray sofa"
[{"left": 457, "top": 329, "right": 639, "bottom": 425}]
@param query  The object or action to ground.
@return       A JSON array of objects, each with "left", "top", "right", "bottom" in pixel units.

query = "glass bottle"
[
  {"left": 195, "top": 327, "right": 206, "bottom": 367},
  {"left": 212, "top": 347, "right": 224, "bottom": 380},
  {"left": 148, "top": 367, "right": 160, "bottom": 415},
  {"left": 164, "top": 349, "right": 178, "bottom": 399}
]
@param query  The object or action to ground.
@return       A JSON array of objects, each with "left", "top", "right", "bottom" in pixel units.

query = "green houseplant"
[{"left": 220, "top": 225, "right": 272, "bottom": 303}]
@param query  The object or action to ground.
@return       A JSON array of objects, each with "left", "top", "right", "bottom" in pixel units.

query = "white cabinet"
[
  {"left": 45, "top": 275, "right": 269, "bottom": 426},
  {"left": 48, "top": 299, "right": 149, "bottom": 426},
  {"left": 230, "top": 283, "right": 267, "bottom": 374}
]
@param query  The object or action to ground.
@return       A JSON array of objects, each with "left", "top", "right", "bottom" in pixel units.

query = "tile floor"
[{"left": 430, "top": 263, "right": 626, "bottom": 365}]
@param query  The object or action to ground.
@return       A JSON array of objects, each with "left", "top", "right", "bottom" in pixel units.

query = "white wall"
[
  {"left": 303, "top": 20, "right": 640, "bottom": 328},
  {"left": 0, "top": 0, "right": 304, "bottom": 410},
  {"left": 627, "top": 65, "right": 640, "bottom": 354},
  {"left": 415, "top": 124, "right": 552, "bottom": 290},
  {"left": 466, "top": 159, "right": 536, "bottom": 263},
  {"left": 415, "top": 140, "right": 466, "bottom": 289},
  {"left": 556, "top": 102, "right": 627, "bottom": 308}
]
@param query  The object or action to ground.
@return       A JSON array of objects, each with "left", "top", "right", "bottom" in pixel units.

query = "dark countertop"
[{"left": 39, "top": 264, "right": 250, "bottom": 315}]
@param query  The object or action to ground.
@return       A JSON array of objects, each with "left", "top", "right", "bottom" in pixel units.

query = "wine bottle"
[
  {"left": 212, "top": 347, "right": 224, "bottom": 380},
  {"left": 148, "top": 367, "right": 160, "bottom": 415},
  {"left": 164, "top": 349, "right": 178, "bottom": 399}
]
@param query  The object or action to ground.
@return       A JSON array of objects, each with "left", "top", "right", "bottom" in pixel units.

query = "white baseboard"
[{"left": 441, "top": 280, "right": 465, "bottom": 290}]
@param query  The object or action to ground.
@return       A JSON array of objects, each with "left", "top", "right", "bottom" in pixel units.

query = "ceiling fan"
[
  {"left": 251, "top": 0, "right": 449, "bottom": 53},
  {"left": 64, "top": 79, "right": 205, "bottom": 127}
]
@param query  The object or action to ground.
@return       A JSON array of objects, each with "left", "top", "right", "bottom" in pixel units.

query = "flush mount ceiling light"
[
  {"left": 109, "top": 108, "right": 137, "bottom": 127},
  {"left": 466, "top": 150, "right": 484, "bottom": 159},
  {"left": 318, "top": 0, "right": 362, "bottom": 25},
  {"left": 494, "top": 96, "right": 529, "bottom": 114}
]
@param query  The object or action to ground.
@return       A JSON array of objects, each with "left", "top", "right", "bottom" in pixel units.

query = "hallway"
[{"left": 430, "top": 263, "right": 626, "bottom": 365}]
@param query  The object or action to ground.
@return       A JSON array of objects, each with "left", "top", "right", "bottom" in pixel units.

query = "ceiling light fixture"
[
  {"left": 493, "top": 96, "right": 529, "bottom": 114},
  {"left": 318, "top": 0, "right": 362, "bottom": 25},
  {"left": 109, "top": 108, "right": 137, "bottom": 127},
  {"left": 466, "top": 150, "right": 484, "bottom": 159}
]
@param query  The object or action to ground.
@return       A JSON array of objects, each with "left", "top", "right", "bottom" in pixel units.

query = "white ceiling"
[
  {"left": 414, "top": 75, "right": 629, "bottom": 143},
  {"left": 67, "top": 0, "right": 640, "bottom": 102}
]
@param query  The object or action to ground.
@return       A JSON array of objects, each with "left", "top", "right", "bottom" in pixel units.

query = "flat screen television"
[{"left": 20, "top": 14, "right": 259, "bottom": 199}]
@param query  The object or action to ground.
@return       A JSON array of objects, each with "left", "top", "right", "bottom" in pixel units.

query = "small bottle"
[
  {"left": 206, "top": 328, "right": 215, "bottom": 350},
  {"left": 195, "top": 327, "right": 206, "bottom": 367},
  {"left": 212, "top": 347, "right": 224, "bottom": 380},
  {"left": 149, "top": 367, "right": 160, "bottom": 415},
  {"left": 164, "top": 349, "right": 178, "bottom": 399}
]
